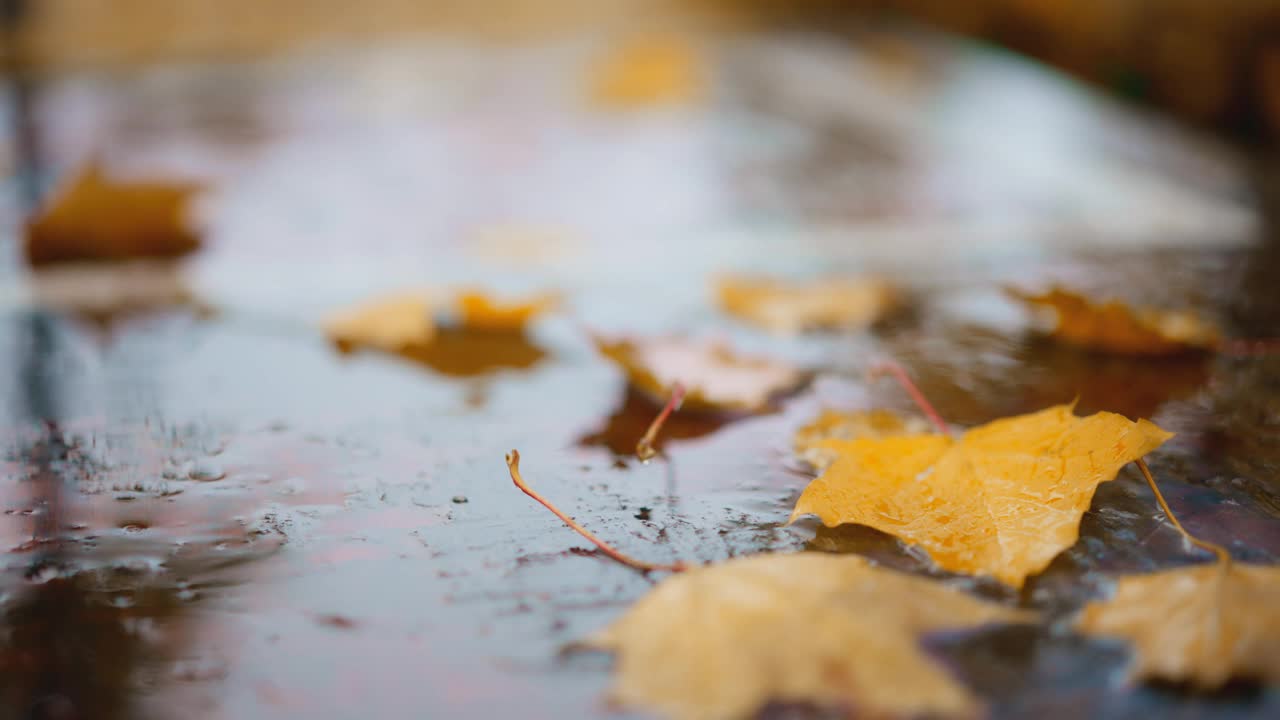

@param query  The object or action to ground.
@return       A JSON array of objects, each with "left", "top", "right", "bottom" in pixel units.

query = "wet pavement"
[{"left": 2, "top": 26, "right": 1280, "bottom": 720}]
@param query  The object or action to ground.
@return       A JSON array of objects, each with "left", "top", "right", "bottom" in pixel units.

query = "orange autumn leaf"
[
  {"left": 793, "top": 409, "right": 929, "bottom": 471},
  {"left": 586, "top": 552, "right": 1032, "bottom": 720},
  {"left": 324, "top": 292, "right": 435, "bottom": 353},
  {"left": 25, "top": 163, "right": 202, "bottom": 266},
  {"left": 717, "top": 275, "right": 899, "bottom": 334},
  {"left": 595, "top": 336, "right": 802, "bottom": 411},
  {"left": 1008, "top": 286, "right": 1221, "bottom": 355},
  {"left": 588, "top": 34, "right": 702, "bottom": 108},
  {"left": 1076, "top": 559, "right": 1280, "bottom": 688},
  {"left": 455, "top": 290, "right": 557, "bottom": 332},
  {"left": 790, "top": 404, "right": 1173, "bottom": 587}
]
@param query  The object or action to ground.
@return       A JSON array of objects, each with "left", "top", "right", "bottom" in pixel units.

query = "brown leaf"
[
  {"left": 790, "top": 404, "right": 1173, "bottom": 587},
  {"left": 717, "top": 275, "right": 899, "bottom": 334},
  {"left": 1008, "top": 286, "right": 1221, "bottom": 355},
  {"left": 1076, "top": 559, "right": 1280, "bottom": 688},
  {"left": 25, "top": 163, "right": 202, "bottom": 266},
  {"left": 585, "top": 552, "right": 1032, "bottom": 720},
  {"left": 595, "top": 336, "right": 803, "bottom": 411},
  {"left": 324, "top": 292, "right": 435, "bottom": 354}
]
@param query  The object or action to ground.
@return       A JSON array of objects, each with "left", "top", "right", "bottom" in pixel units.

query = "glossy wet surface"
[{"left": 2, "top": 27, "right": 1280, "bottom": 720}]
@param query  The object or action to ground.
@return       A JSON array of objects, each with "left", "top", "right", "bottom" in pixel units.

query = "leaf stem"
[
  {"left": 636, "top": 382, "right": 686, "bottom": 461},
  {"left": 1134, "top": 458, "right": 1231, "bottom": 565},
  {"left": 869, "top": 361, "right": 949, "bottom": 435},
  {"left": 506, "top": 450, "right": 688, "bottom": 573}
]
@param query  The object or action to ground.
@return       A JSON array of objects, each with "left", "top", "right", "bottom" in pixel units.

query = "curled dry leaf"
[
  {"left": 595, "top": 336, "right": 802, "bottom": 411},
  {"left": 25, "top": 163, "right": 202, "bottom": 266},
  {"left": 324, "top": 293, "right": 435, "bottom": 353},
  {"left": 717, "top": 275, "right": 899, "bottom": 334},
  {"left": 1008, "top": 286, "right": 1221, "bottom": 355},
  {"left": 585, "top": 552, "right": 1032, "bottom": 720},
  {"left": 455, "top": 290, "right": 557, "bottom": 332},
  {"left": 793, "top": 409, "right": 931, "bottom": 471},
  {"left": 588, "top": 34, "right": 701, "bottom": 108},
  {"left": 790, "top": 404, "right": 1173, "bottom": 587},
  {"left": 1077, "top": 560, "right": 1280, "bottom": 688}
]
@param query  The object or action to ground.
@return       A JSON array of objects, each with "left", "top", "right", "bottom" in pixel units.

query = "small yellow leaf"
[
  {"left": 717, "top": 275, "right": 899, "bottom": 334},
  {"left": 595, "top": 336, "right": 802, "bottom": 411},
  {"left": 793, "top": 409, "right": 929, "bottom": 471},
  {"left": 790, "top": 404, "right": 1173, "bottom": 587},
  {"left": 587, "top": 552, "right": 1032, "bottom": 720},
  {"left": 25, "top": 163, "right": 202, "bottom": 266},
  {"left": 1077, "top": 560, "right": 1280, "bottom": 688},
  {"left": 1008, "top": 286, "right": 1221, "bottom": 355},
  {"left": 589, "top": 34, "right": 701, "bottom": 108},
  {"left": 456, "top": 290, "right": 557, "bottom": 332},
  {"left": 324, "top": 293, "right": 435, "bottom": 353}
]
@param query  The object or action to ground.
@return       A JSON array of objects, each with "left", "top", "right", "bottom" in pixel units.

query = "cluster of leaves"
[
  {"left": 20, "top": 163, "right": 1276, "bottom": 718},
  {"left": 492, "top": 277, "right": 1275, "bottom": 720}
]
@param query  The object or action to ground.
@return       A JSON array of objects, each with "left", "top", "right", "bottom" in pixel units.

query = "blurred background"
[{"left": 10, "top": 0, "right": 1280, "bottom": 138}]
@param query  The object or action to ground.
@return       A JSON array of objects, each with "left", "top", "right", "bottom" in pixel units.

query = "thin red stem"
[
  {"left": 636, "top": 382, "right": 686, "bottom": 461},
  {"left": 869, "top": 361, "right": 949, "bottom": 434},
  {"left": 1135, "top": 458, "right": 1231, "bottom": 566},
  {"left": 506, "top": 450, "right": 687, "bottom": 573}
]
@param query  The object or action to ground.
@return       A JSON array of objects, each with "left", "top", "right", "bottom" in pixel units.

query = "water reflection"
[
  {"left": 396, "top": 327, "right": 546, "bottom": 377},
  {"left": 577, "top": 386, "right": 739, "bottom": 458}
]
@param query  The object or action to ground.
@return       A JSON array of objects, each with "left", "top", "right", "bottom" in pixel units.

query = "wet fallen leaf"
[
  {"left": 717, "top": 275, "right": 899, "bottom": 334},
  {"left": 595, "top": 336, "right": 802, "bottom": 411},
  {"left": 790, "top": 404, "right": 1173, "bottom": 587},
  {"left": 588, "top": 34, "right": 701, "bottom": 108},
  {"left": 1076, "top": 559, "right": 1280, "bottom": 688},
  {"left": 455, "top": 290, "right": 557, "bottom": 332},
  {"left": 585, "top": 552, "right": 1031, "bottom": 720},
  {"left": 793, "top": 409, "right": 930, "bottom": 471},
  {"left": 1008, "top": 286, "right": 1222, "bottom": 355},
  {"left": 1075, "top": 458, "right": 1280, "bottom": 689},
  {"left": 25, "top": 163, "right": 202, "bottom": 266},
  {"left": 324, "top": 293, "right": 435, "bottom": 353}
]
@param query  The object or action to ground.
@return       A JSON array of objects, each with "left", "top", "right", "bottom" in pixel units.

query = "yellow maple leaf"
[
  {"left": 717, "top": 275, "right": 899, "bottom": 334},
  {"left": 25, "top": 163, "right": 202, "bottom": 266},
  {"left": 588, "top": 34, "right": 702, "bottom": 108},
  {"left": 790, "top": 404, "right": 1173, "bottom": 587},
  {"left": 1077, "top": 560, "right": 1280, "bottom": 688},
  {"left": 1008, "top": 286, "right": 1221, "bottom": 355},
  {"left": 595, "top": 336, "right": 803, "bottom": 411},
  {"left": 793, "top": 408, "right": 929, "bottom": 471},
  {"left": 455, "top": 290, "right": 557, "bottom": 332},
  {"left": 324, "top": 292, "right": 435, "bottom": 353},
  {"left": 585, "top": 552, "right": 1032, "bottom": 720},
  {"left": 1075, "top": 458, "right": 1280, "bottom": 689}
]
